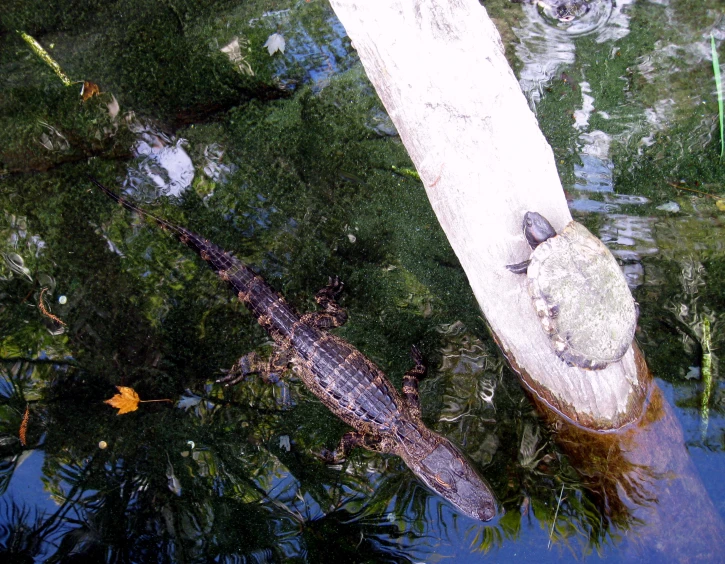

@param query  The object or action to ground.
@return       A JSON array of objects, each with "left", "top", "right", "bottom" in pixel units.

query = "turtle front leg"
[
  {"left": 506, "top": 259, "right": 531, "bottom": 274},
  {"left": 402, "top": 345, "right": 427, "bottom": 420},
  {"left": 300, "top": 276, "right": 348, "bottom": 329}
]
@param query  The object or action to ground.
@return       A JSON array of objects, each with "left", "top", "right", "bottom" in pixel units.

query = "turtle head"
[
  {"left": 523, "top": 211, "right": 556, "bottom": 249},
  {"left": 554, "top": 2, "right": 590, "bottom": 22}
]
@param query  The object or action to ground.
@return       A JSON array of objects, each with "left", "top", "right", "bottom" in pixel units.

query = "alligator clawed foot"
[
  {"left": 409, "top": 344, "right": 424, "bottom": 367},
  {"left": 216, "top": 362, "right": 250, "bottom": 387},
  {"left": 316, "top": 448, "right": 345, "bottom": 465},
  {"left": 327, "top": 275, "right": 344, "bottom": 298},
  {"left": 305, "top": 276, "right": 347, "bottom": 329},
  {"left": 262, "top": 372, "right": 281, "bottom": 384},
  {"left": 217, "top": 351, "right": 271, "bottom": 387},
  {"left": 216, "top": 369, "right": 246, "bottom": 387}
]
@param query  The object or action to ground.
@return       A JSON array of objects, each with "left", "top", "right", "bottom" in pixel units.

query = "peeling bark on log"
[{"left": 329, "top": 0, "right": 649, "bottom": 430}]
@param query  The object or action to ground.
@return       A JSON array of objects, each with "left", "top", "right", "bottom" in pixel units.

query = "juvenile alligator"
[{"left": 90, "top": 177, "right": 497, "bottom": 521}]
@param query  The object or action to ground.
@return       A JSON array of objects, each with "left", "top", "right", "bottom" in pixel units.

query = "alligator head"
[{"left": 403, "top": 434, "right": 498, "bottom": 521}]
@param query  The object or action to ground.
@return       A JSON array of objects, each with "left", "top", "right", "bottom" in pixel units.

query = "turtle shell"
[{"left": 527, "top": 221, "right": 637, "bottom": 370}]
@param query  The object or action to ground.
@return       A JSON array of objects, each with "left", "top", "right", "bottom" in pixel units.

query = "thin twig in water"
[
  {"left": 548, "top": 483, "right": 565, "bottom": 549},
  {"left": 19, "top": 404, "right": 29, "bottom": 446},
  {"left": 20, "top": 280, "right": 38, "bottom": 304},
  {"left": 667, "top": 182, "right": 719, "bottom": 200},
  {"left": 38, "top": 287, "right": 66, "bottom": 326}
]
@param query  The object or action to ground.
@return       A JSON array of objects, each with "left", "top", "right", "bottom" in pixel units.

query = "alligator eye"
[
  {"left": 434, "top": 473, "right": 451, "bottom": 488},
  {"left": 450, "top": 456, "right": 465, "bottom": 475}
]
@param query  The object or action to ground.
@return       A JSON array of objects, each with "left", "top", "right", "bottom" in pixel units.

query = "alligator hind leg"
[
  {"left": 402, "top": 345, "right": 427, "bottom": 420},
  {"left": 217, "top": 347, "right": 293, "bottom": 387},
  {"left": 319, "top": 431, "right": 395, "bottom": 464},
  {"left": 300, "top": 276, "right": 348, "bottom": 329}
]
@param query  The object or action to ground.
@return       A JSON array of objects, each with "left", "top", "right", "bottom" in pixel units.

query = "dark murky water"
[{"left": 1, "top": 0, "right": 724, "bottom": 561}]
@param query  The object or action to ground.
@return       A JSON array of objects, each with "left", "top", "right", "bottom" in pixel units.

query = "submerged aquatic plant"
[{"left": 712, "top": 34, "right": 724, "bottom": 160}]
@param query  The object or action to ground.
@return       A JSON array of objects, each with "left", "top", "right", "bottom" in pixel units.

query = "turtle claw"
[{"left": 507, "top": 259, "right": 531, "bottom": 274}]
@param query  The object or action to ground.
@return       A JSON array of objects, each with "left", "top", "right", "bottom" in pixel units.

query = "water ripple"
[{"left": 513, "top": 0, "right": 636, "bottom": 107}]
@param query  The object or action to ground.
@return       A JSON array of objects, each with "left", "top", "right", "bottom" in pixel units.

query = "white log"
[{"left": 329, "top": 0, "right": 648, "bottom": 429}]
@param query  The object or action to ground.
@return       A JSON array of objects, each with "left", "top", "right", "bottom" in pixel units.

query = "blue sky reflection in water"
[{"left": 0, "top": 0, "right": 724, "bottom": 561}]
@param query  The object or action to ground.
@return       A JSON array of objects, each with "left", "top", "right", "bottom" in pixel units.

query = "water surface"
[{"left": 1, "top": 0, "right": 724, "bottom": 561}]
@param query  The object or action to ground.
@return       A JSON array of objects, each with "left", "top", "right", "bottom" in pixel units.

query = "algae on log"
[{"left": 328, "top": 0, "right": 647, "bottom": 430}]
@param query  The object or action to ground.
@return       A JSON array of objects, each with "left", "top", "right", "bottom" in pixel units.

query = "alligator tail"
[
  {"left": 89, "top": 176, "right": 186, "bottom": 233},
  {"left": 89, "top": 176, "right": 298, "bottom": 334},
  {"left": 90, "top": 174, "right": 248, "bottom": 266}
]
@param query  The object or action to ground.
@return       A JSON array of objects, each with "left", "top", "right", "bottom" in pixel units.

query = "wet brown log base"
[{"left": 539, "top": 380, "right": 725, "bottom": 561}]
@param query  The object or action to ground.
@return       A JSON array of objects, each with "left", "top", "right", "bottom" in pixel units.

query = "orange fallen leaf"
[
  {"left": 105, "top": 386, "right": 141, "bottom": 414},
  {"left": 81, "top": 80, "right": 101, "bottom": 101},
  {"left": 104, "top": 386, "right": 172, "bottom": 415}
]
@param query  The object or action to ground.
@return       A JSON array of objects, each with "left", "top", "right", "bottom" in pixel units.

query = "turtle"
[
  {"left": 507, "top": 211, "right": 637, "bottom": 370},
  {"left": 510, "top": 0, "right": 593, "bottom": 22}
]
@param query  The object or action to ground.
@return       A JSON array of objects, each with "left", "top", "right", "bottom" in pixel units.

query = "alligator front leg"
[
  {"left": 401, "top": 345, "right": 427, "bottom": 420},
  {"left": 217, "top": 347, "right": 293, "bottom": 386},
  {"left": 319, "top": 431, "right": 396, "bottom": 464},
  {"left": 300, "top": 276, "right": 348, "bottom": 329}
]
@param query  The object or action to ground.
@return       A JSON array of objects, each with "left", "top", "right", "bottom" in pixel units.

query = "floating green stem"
[
  {"left": 391, "top": 165, "right": 421, "bottom": 181},
  {"left": 18, "top": 31, "right": 73, "bottom": 87},
  {"left": 711, "top": 34, "right": 724, "bottom": 160}
]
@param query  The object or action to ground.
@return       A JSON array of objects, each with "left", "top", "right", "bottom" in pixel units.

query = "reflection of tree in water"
[
  {"left": 0, "top": 354, "right": 444, "bottom": 561},
  {"left": 426, "top": 321, "right": 623, "bottom": 557},
  {"left": 0, "top": 321, "right": 492, "bottom": 561},
  {"left": 664, "top": 258, "right": 722, "bottom": 439},
  {"left": 2, "top": 172, "right": 716, "bottom": 561},
  {"left": 0, "top": 499, "right": 45, "bottom": 561},
  {"left": 637, "top": 250, "right": 724, "bottom": 445},
  {"left": 0, "top": 171, "right": 473, "bottom": 561},
  {"left": 0, "top": 448, "right": 98, "bottom": 562},
  {"left": 428, "top": 323, "right": 694, "bottom": 558}
]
